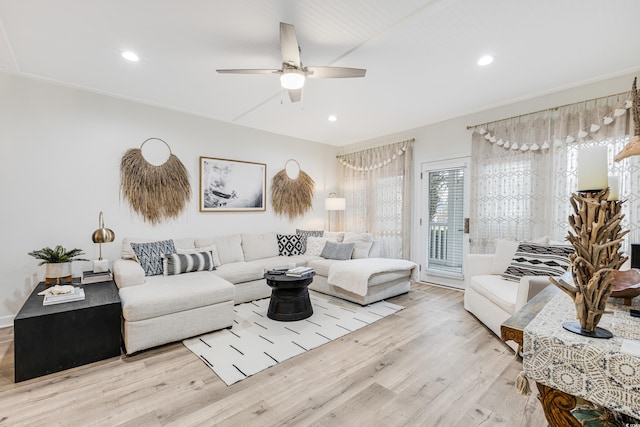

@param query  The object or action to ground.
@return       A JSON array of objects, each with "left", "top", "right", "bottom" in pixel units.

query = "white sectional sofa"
[{"left": 113, "top": 231, "right": 416, "bottom": 354}]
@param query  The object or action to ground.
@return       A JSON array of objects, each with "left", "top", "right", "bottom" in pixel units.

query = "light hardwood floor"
[{"left": 0, "top": 283, "right": 547, "bottom": 426}]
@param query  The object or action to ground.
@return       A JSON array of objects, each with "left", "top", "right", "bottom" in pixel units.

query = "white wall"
[
  {"left": 0, "top": 72, "right": 338, "bottom": 325},
  {"left": 340, "top": 71, "right": 640, "bottom": 288}
]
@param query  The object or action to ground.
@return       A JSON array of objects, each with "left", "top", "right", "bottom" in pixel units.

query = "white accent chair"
[{"left": 463, "top": 240, "right": 551, "bottom": 339}]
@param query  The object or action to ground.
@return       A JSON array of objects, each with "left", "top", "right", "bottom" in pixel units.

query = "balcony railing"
[{"left": 429, "top": 222, "right": 449, "bottom": 263}]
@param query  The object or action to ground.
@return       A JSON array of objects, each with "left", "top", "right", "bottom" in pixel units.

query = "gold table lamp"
[{"left": 91, "top": 211, "right": 115, "bottom": 272}]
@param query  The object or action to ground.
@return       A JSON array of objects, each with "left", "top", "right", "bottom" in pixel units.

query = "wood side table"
[
  {"left": 14, "top": 280, "right": 122, "bottom": 382},
  {"left": 500, "top": 284, "right": 581, "bottom": 427},
  {"left": 501, "top": 284, "right": 561, "bottom": 354}
]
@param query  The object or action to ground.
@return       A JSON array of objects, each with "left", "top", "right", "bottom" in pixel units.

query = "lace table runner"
[{"left": 523, "top": 293, "right": 640, "bottom": 418}]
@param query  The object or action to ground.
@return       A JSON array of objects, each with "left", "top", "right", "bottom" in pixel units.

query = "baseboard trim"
[{"left": 0, "top": 315, "right": 14, "bottom": 329}]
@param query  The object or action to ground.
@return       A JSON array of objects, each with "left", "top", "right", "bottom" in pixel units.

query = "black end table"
[
  {"left": 14, "top": 279, "right": 122, "bottom": 382},
  {"left": 264, "top": 271, "right": 315, "bottom": 321}
]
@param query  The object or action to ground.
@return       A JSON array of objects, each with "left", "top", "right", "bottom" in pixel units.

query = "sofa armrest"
[
  {"left": 113, "top": 258, "right": 145, "bottom": 288},
  {"left": 515, "top": 276, "right": 551, "bottom": 311}
]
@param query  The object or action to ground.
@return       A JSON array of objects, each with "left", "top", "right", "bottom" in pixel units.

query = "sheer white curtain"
[
  {"left": 470, "top": 115, "right": 552, "bottom": 253},
  {"left": 337, "top": 140, "right": 413, "bottom": 259},
  {"left": 550, "top": 96, "right": 637, "bottom": 244},
  {"left": 470, "top": 92, "right": 639, "bottom": 254}
]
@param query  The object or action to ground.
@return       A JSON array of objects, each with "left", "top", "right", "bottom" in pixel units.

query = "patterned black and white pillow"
[
  {"left": 502, "top": 243, "right": 574, "bottom": 282},
  {"left": 277, "top": 234, "right": 303, "bottom": 256},
  {"left": 295, "top": 229, "right": 323, "bottom": 253},
  {"left": 162, "top": 251, "right": 215, "bottom": 276},
  {"left": 130, "top": 239, "right": 176, "bottom": 276}
]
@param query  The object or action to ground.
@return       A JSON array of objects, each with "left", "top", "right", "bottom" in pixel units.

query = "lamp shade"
[
  {"left": 325, "top": 196, "right": 346, "bottom": 211},
  {"left": 280, "top": 69, "right": 306, "bottom": 90},
  {"left": 92, "top": 211, "right": 115, "bottom": 244}
]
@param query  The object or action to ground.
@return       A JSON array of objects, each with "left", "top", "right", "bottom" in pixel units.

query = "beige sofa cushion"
[
  {"left": 307, "top": 258, "right": 344, "bottom": 277},
  {"left": 213, "top": 262, "right": 264, "bottom": 284},
  {"left": 248, "top": 256, "right": 307, "bottom": 271},
  {"left": 468, "top": 274, "right": 518, "bottom": 314},
  {"left": 242, "top": 232, "right": 279, "bottom": 261},
  {"left": 119, "top": 271, "right": 234, "bottom": 322},
  {"left": 195, "top": 235, "right": 244, "bottom": 265}
]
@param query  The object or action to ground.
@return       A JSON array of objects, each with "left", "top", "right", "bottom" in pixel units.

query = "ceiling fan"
[{"left": 216, "top": 22, "right": 366, "bottom": 103}]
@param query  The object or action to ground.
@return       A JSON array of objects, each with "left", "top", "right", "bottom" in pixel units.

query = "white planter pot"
[{"left": 45, "top": 262, "right": 72, "bottom": 284}]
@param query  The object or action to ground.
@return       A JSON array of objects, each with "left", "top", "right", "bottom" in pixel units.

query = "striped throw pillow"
[
  {"left": 162, "top": 251, "right": 215, "bottom": 276},
  {"left": 501, "top": 243, "right": 574, "bottom": 282}
]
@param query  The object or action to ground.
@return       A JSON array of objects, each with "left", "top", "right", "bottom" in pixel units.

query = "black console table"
[{"left": 14, "top": 279, "right": 122, "bottom": 382}]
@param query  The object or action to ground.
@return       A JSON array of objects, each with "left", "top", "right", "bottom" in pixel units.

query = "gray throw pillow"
[{"left": 320, "top": 241, "right": 355, "bottom": 260}]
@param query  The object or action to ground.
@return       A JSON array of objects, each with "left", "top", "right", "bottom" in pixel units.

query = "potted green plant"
[{"left": 28, "top": 245, "right": 88, "bottom": 285}]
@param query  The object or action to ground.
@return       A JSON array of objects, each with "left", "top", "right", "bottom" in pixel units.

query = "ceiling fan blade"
[
  {"left": 306, "top": 66, "right": 366, "bottom": 79},
  {"left": 288, "top": 88, "right": 302, "bottom": 103},
  {"left": 280, "top": 22, "right": 301, "bottom": 68},
  {"left": 216, "top": 68, "right": 280, "bottom": 75}
]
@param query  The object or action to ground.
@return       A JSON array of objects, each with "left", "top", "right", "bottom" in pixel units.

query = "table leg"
[{"left": 536, "top": 382, "right": 580, "bottom": 427}]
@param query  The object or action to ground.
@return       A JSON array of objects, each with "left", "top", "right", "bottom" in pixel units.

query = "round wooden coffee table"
[{"left": 264, "top": 271, "right": 315, "bottom": 321}]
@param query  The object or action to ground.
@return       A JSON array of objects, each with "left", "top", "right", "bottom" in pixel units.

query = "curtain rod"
[
  {"left": 465, "top": 90, "right": 630, "bottom": 130},
  {"left": 336, "top": 138, "right": 415, "bottom": 158}
]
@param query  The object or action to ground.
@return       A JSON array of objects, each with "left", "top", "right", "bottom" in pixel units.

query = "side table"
[
  {"left": 501, "top": 284, "right": 560, "bottom": 355},
  {"left": 14, "top": 279, "right": 122, "bottom": 382},
  {"left": 264, "top": 271, "right": 315, "bottom": 321},
  {"left": 500, "top": 284, "right": 582, "bottom": 427}
]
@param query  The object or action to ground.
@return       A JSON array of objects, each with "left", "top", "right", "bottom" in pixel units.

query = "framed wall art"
[{"left": 200, "top": 157, "right": 266, "bottom": 212}]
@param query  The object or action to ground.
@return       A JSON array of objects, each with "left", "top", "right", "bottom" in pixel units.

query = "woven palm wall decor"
[
  {"left": 271, "top": 159, "right": 315, "bottom": 220},
  {"left": 120, "top": 138, "right": 191, "bottom": 225}
]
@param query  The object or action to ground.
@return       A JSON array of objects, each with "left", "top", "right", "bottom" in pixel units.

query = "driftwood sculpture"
[
  {"left": 549, "top": 189, "right": 628, "bottom": 332},
  {"left": 614, "top": 77, "right": 640, "bottom": 161}
]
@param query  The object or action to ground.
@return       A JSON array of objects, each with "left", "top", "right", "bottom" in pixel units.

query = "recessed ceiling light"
[
  {"left": 477, "top": 55, "right": 494, "bottom": 66},
  {"left": 122, "top": 51, "right": 139, "bottom": 62},
  {"left": 328, "top": 115, "right": 337, "bottom": 122}
]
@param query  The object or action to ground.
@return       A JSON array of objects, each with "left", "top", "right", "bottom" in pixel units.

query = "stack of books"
[
  {"left": 81, "top": 269, "right": 113, "bottom": 284},
  {"left": 43, "top": 287, "right": 85, "bottom": 306},
  {"left": 286, "top": 266, "right": 314, "bottom": 277}
]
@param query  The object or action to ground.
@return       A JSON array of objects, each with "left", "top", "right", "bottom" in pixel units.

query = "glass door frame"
[{"left": 420, "top": 157, "right": 470, "bottom": 289}]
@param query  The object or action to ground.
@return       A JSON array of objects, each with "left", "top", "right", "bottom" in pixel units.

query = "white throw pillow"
[
  {"left": 342, "top": 233, "right": 374, "bottom": 259},
  {"left": 323, "top": 231, "right": 345, "bottom": 242},
  {"left": 305, "top": 236, "right": 337, "bottom": 256}
]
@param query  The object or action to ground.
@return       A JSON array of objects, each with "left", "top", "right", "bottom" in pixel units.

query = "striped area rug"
[{"left": 183, "top": 291, "right": 403, "bottom": 385}]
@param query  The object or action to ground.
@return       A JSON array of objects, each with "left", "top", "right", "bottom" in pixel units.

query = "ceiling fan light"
[
  {"left": 477, "top": 55, "right": 494, "bottom": 66},
  {"left": 280, "top": 70, "right": 305, "bottom": 90}
]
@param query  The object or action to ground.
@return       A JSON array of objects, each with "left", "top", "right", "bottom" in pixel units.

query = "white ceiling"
[{"left": 2, "top": 0, "right": 640, "bottom": 146}]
